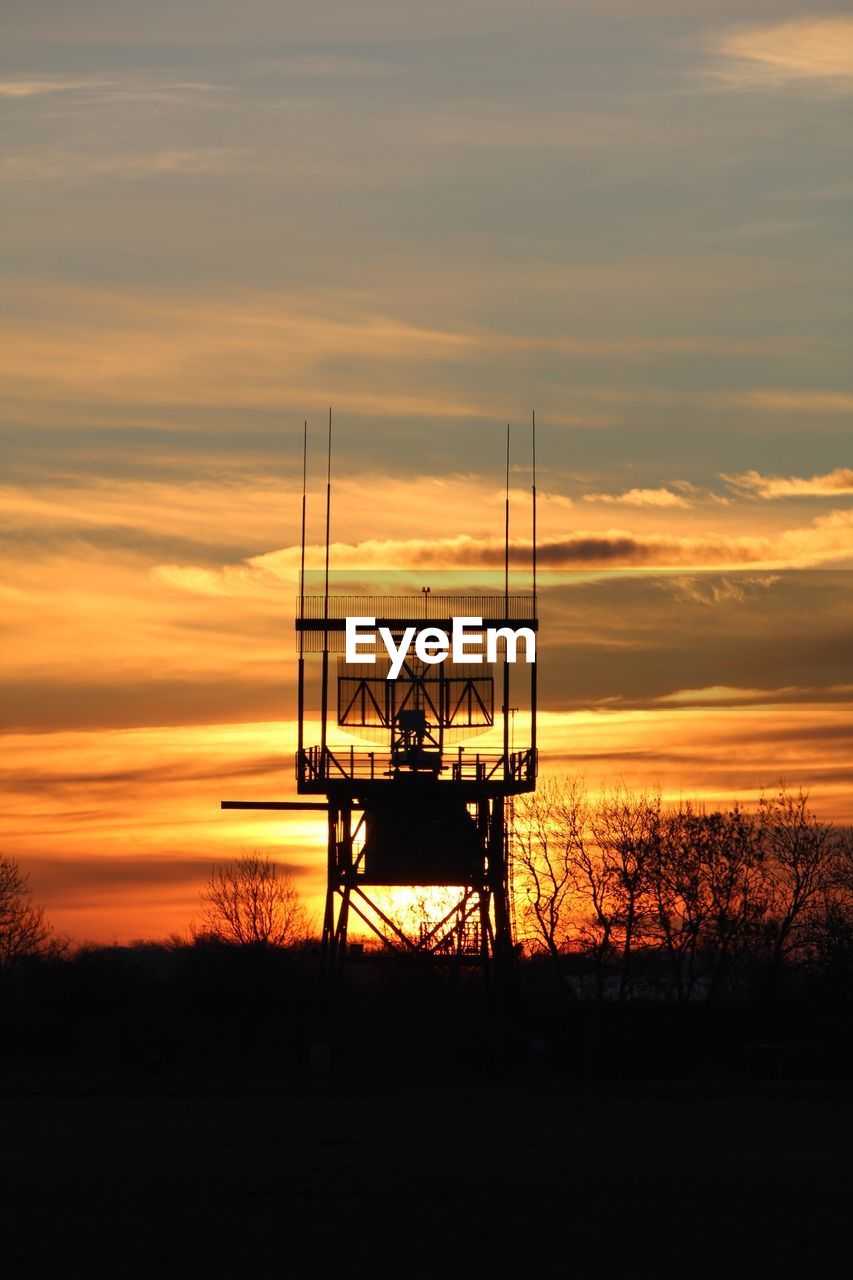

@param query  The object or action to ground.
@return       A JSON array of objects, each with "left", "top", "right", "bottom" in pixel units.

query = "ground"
[{"left": 2, "top": 1081, "right": 849, "bottom": 1279}]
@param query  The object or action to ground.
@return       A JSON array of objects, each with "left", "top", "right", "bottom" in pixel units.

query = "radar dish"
[{"left": 337, "top": 656, "right": 494, "bottom": 745}]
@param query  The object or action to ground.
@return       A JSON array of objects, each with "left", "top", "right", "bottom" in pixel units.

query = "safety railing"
[{"left": 297, "top": 745, "right": 536, "bottom": 786}]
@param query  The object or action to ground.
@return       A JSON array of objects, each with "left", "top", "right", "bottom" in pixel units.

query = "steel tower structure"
[{"left": 223, "top": 414, "right": 538, "bottom": 991}]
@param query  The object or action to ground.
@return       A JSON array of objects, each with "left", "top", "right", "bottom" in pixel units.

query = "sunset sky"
[{"left": 2, "top": 1, "right": 851, "bottom": 942}]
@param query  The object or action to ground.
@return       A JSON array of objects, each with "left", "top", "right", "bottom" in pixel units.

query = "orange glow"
[{"left": 2, "top": 696, "right": 850, "bottom": 943}]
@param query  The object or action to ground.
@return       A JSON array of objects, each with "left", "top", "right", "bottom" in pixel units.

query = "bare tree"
[
  {"left": 511, "top": 778, "right": 852, "bottom": 1003},
  {"left": 759, "top": 786, "right": 840, "bottom": 976},
  {"left": 198, "top": 853, "right": 308, "bottom": 947},
  {"left": 513, "top": 779, "right": 662, "bottom": 998},
  {"left": 701, "top": 805, "right": 767, "bottom": 1001},
  {"left": 512, "top": 776, "right": 588, "bottom": 978},
  {"left": 589, "top": 786, "right": 661, "bottom": 999},
  {"left": 0, "top": 855, "right": 54, "bottom": 970},
  {"left": 649, "top": 803, "right": 715, "bottom": 1001},
  {"left": 811, "top": 826, "right": 853, "bottom": 989}
]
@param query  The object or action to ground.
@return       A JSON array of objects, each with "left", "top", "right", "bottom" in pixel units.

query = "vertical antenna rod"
[
  {"left": 503, "top": 423, "right": 510, "bottom": 780},
  {"left": 531, "top": 410, "right": 538, "bottom": 765},
  {"left": 504, "top": 423, "right": 510, "bottom": 612},
  {"left": 297, "top": 421, "right": 308, "bottom": 764},
  {"left": 320, "top": 408, "right": 332, "bottom": 766},
  {"left": 323, "top": 407, "right": 332, "bottom": 612},
  {"left": 299, "top": 420, "right": 308, "bottom": 638},
  {"left": 532, "top": 409, "right": 537, "bottom": 611}
]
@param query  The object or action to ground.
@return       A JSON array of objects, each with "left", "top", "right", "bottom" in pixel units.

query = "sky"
[{"left": 1, "top": 1, "right": 851, "bottom": 942}]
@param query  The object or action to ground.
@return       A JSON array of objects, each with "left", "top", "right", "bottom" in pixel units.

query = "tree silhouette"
[
  {"left": 588, "top": 785, "right": 662, "bottom": 999},
  {"left": 511, "top": 780, "right": 851, "bottom": 1000},
  {"left": 513, "top": 780, "right": 664, "bottom": 998},
  {"left": 759, "top": 786, "right": 841, "bottom": 976},
  {"left": 198, "top": 852, "right": 308, "bottom": 947},
  {"left": 0, "top": 854, "right": 54, "bottom": 970},
  {"left": 511, "top": 776, "right": 583, "bottom": 981}
]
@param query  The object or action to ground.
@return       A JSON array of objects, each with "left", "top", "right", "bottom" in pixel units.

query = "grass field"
[{"left": 2, "top": 1082, "right": 849, "bottom": 1279}]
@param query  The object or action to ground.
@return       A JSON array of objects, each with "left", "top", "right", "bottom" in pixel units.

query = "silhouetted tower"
[{"left": 224, "top": 413, "right": 538, "bottom": 992}]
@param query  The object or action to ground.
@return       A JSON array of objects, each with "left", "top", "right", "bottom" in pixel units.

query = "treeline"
[
  {"left": 0, "top": 795, "right": 851, "bottom": 1087},
  {"left": 512, "top": 782, "right": 853, "bottom": 1002}
]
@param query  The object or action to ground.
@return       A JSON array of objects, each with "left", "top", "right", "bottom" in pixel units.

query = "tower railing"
[{"left": 297, "top": 745, "right": 536, "bottom": 788}]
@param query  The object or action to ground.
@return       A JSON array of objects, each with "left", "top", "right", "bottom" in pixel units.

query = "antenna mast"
[
  {"left": 531, "top": 411, "right": 537, "bottom": 761},
  {"left": 297, "top": 421, "right": 308, "bottom": 761},
  {"left": 320, "top": 408, "right": 332, "bottom": 763},
  {"left": 532, "top": 410, "right": 537, "bottom": 611},
  {"left": 504, "top": 424, "right": 510, "bottom": 612},
  {"left": 299, "top": 421, "right": 307, "bottom": 642},
  {"left": 503, "top": 424, "right": 510, "bottom": 780}
]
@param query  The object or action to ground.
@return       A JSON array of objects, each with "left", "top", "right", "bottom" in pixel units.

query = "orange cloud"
[
  {"left": 710, "top": 18, "right": 853, "bottom": 89},
  {"left": 242, "top": 508, "right": 853, "bottom": 574},
  {"left": 582, "top": 487, "right": 689, "bottom": 508},
  {"left": 0, "top": 286, "right": 490, "bottom": 421},
  {"left": 724, "top": 467, "right": 853, "bottom": 499}
]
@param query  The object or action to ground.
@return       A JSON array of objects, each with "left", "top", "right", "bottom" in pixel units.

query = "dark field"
[{"left": 2, "top": 1083, "right": 850, "bottom": 1280}]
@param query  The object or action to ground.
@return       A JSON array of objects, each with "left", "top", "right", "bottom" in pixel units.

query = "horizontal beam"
[
  {"left": 295, "top": 617, "right": 538, "bottom": 632},
  {"left": 297, "top": 780, "right": 534, "bottom": 799},
  {"left": 297, "top": 594, "right": 536, "bottom": 622},
  {"left": 221, "top": 800, "right": 332, "bottom": 811}
]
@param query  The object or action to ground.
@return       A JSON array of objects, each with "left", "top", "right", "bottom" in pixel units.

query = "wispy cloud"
[
  {"left": 583, "top": 487, "right": 689, "bottom": 509},
  {"left": 232, "top": 508, "right": 853, "bottom": 576},
  {"left": 656, "top": 684, "right": 831, "bottom": 707},
  {"left": 656, "top": 575, "right": 780, "bottom": 607},
  {"left": 734, "top": 390, "right": 853, "bottom": 414},
  {"left": 528, "top": 511, "right": 853, "bottom": 570},
  {"left": 639, "top": 684, "right": 853, "bottom": 718},
  {"left": 725, "top": 467, "right": 853, "bottom": 499},
  {"left": 0, "top": 79, "right": 102, "bottom": 98},
  {"left": 707, "top": 17, "right": 853, "bottom": 91},
  {"left": 3, "top": 285, "right": 802, "bottom": 435},
  {"left": 258, "top": 53, "right": 401, "bottom": 81},
  {"left": 0, "top": 75, "right": 225, "bottom": 102},
  {"left": 1, "top": 149, "right": 243, "bottom": 184}
]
